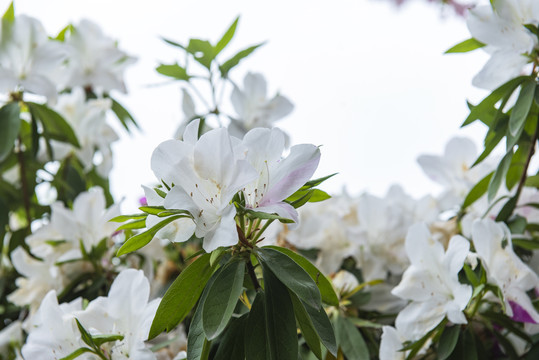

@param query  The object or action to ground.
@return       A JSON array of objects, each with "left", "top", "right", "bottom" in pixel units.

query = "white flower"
[
  {"left": 75, "top": 269, "right": 159, "bottom": 359},
  {"left": 242, "top": 127, "right": 320, "bottom": 226},
  {"left": 0, "top": 15, "right": 67, "bottom": 102},
  {"left": 392, "top": 223, "right": 472, "bottom": 340},
  {"left": 229, "top": 72, "right": 293, "bottom": 136},
  {"left": 65, "top": 19, "right": 136, "bottom": 94},
  {"left": 471, "top": 218, "right": 539, "bottom": 322},
  {"left": 173, "top": 89, "right": 198, "bottom": 139},
  {"left": 0, "top": 320, "right": 22, "bottom": 356},
  {"left": 151, "top": 120, "right": 257, "bottom": 251},
  {"left": 50, "top": 87, "right": 118, "bottom": 176},
  {"left": 466, "top": 0, "right": 539, "bottom": 89},
  {"left": 21, "top": 291, "right": 84, "bottom": 360},
  {"left": 331, "top": 270, "right": 359, "bottom": 296},
  {"left": 418, "top": 137, "right": 492, "bottom": 210},
  {"left": 379, "top": 326, "right": 407, "bottom": 360}
]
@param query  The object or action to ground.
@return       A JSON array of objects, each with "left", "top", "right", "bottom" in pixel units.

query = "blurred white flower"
[
  {"left": 472, "top": 218, "right": 539, "bottom": 322},
  {"left": 0, "top": 320, "right": 22, "bottom": 357},
  {"left": 65, "top": 19, "right": 136, "bottom": 94},
  {"left": 392, "top": 223, "right": 472, "bottom": 340},
  {"left": 331, "top": 270, "right": 359, "bottom": 296},
  {"left": 0, "top": 15, "right": 68, "bottom": 102},
  {"left": 229, "top": 72, "right": 293, "bottom": 137},
  {"left": 467, "top": 0, "right": 539, "bottom": 89},
  {"left": 174, "top": 89, "right": 198, "bottom": 139},
  {"left": 379, "top": 326, "right": 407, "bottom": 360}
]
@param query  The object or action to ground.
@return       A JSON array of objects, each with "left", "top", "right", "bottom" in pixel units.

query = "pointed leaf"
[
  {"left": 263, "top": 246, "right": 339, "bottom": 306},
  {"left": 445, "top": 38, "right": 485, "bottom": 53},
  {"left": 245, "top": 291, "right": 270, "bottom": 360},
  {"left": 462, "top": 172, "right": 493, "bottom": 209},
  {"left": 149, "top": 253, "right": 214, "bottom": 339},
  {"left": 488, "top": 149, "right": 513, "bottom": 203},
  {"left": 438, "top": 326, "right": 460, "bottom": 360},
  {"left": 257, "top": 247, "right": 322, "bottom": 309},
  {"left": 334, "top": 316, "right": 369, "bottom": 360},
  {"left": 156, "top": 63, "right": 191, "bottom": 81},
  {"left": 187, "top": 39, "right": 215, "bottom": 69},
  {"left": 110, "top": 98, "right": 139, "bottom": 131},
  {"left": 509, "top": 79, "right": 536, "bottom": 136},
  {"left": 215, "top": 16, "right": 239, "bottom": 54},
  {"left": 59, "top": 348, "right": 95, "bottom": 360},
  {"left": 214, "top": 314, "right": 247, "bottom": 360},
  {"left": 219, "top": 43, "right": 265, "bottom": 77},
  {"left": 202, "top": 260, "right": 245, "bottom": 340},
  {"left": 290, "top": 292, "right": 322, "bottom": 359},
  {"left": 27, "top": 102, "right": 80, "bottom": 148}
]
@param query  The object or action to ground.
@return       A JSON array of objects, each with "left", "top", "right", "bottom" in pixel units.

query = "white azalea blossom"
[
  {"left": 21, "top": 291, "right": 84, "bottom": 360},
  {"left": 241, "top": 127, "right": 320, "bottom": 226},
  {"left": 392, "top": 223, "right": 472, "bottom": 340},
  {"left": 471, "top": 218, "right": 539, "bottom": 322},
  {"left": 151, "top": 120, "right": 257, "bottom": 251},
  {"left": 0, "top": 15, "right": 67, "bottom": 102},
  {"left": 65, "top": 19, "right": 136, "bottom": 94},
  {"left": 0, "top": 320, "right": 22, "bottom": 357},
  {"left": 229, "top": 72, "right": 293, "bottom": 137},
  {"left": 379, "top": 326, "right": 407, "bottom": 360},
  {"left": 466, "top": 0, "right": 539, "bottom": 89},
  {"left": 50, "top": 87, "right": 118, "bottom": 176}
]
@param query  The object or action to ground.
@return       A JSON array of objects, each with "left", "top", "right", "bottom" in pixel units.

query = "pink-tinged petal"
[
  {"left": 254, "top": 202, "right": 299, "bottom": 228},
  {"left": 509, "top": 300, "right": 538, "bottom": 324},
  {"left": 262, "top": 144, "right": 320, "bottom": 204}
]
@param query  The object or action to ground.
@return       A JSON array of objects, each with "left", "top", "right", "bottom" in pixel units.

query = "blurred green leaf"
[
  {"left": 215, "top": 16, "right": 239, "bottom": 55},
  {"left": 2, "top": 2, "right": 14, "bottom": 22},
  {"left": 59, "top": 348, "right": 94, "bottom": 360},
  {"left": 445, "top": 38, "right": 485, "bottom": 54},
  {"left": 27, "top": 102, "right": 80, "bottom": 148},
  {"left": 438, "top": 326, "right": 460, "bottom": 360},
  {"left": 509, "top": 79, "right": 536, "bottom": 136},
  {"left": 219, "top": 42, "right": 265, "bottom": 77},
  {"left": 187, "top": 39, "right": 216, "bottom": 69},
  {"left": 156, "top": 63, "right": 191, "bottom": 81},
  {"left": 0, "top": 102, "right": 20, "bottom": 162},
  {"left": 463, "top": 171, "right": 493, "bottom": 209},
  {"left": 110, "top": 98, "right": 139, "bottom": 131},
  {"left": 488, "top": 149, "right": 513, "bottom": 203}
]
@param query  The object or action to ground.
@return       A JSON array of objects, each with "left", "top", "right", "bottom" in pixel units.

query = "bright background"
[{"left": 7, "top": 0, "right": 490, "bottom": 210}]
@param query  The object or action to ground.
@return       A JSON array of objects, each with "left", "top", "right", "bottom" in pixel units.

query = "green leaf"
[
  {"left": 202, "top": 260, "right": 245, "bottom": 340},
  {"left": 472, "top": 115, "right": 507, "bottom": 167},
  {"left": 290, "top": 292, "right": 323, "bottom": 359},
  {"left": 438, "top": 326, "right": 460, "bottom": 360},
  {"left": 214, "top": 314, "right": 247, "bottom": 360},
  {"left": 156, "top": 63, "right": 191, "bottom": 81},
  {"left": 115, "top": 218, "right": 146, "bottom": 231},
  {"left": 263, "top": 246, "right": 339, "bottom": 306},
  {"left": 309, "top": 189, "right": 331, "bottom": 202},
  {"left": 55, "top": 24, "right": 73, "bottom": 41},
  {"left": 463, "top": 76, "right": 528, "bottom": 127},
  {"left": 149, "top": 253, "right": 214, "bottom": 339},
  {"left": 117, "top": 214, "right": 189, "bottom": 256},
  {"left": 243, "top": 208, "right": 294, "bottom": 223},
  {"left": 92, "top": 333, "right": 124, "bottom": 347},
  {"left": 263, "top": 266, "right": 299, "bottom": 360},
  {"left": 219, "top": 42, "right": 265, "bottom": 77},
  {"left": 495, "top": 195, "right": 518, "bottom": 222},
  {"left": 27, "top": 102, "right": 80, "bottom": 148},
  {"left": 304, "top": 173, "right": 338, "bottom": 188},
  {"left": 59, "top": 347, "right": 95, "bottom": 360},
  {"left": 210, "top": 247, "right": 226, "bottom": 267},
  {"left": 0, "top": 102, "right": 20, "bottom": 162},
  {"left": 462, "top": 171, "right": 494, "bottom": 209},
  {"left": 526, "top": 175, "right": 539, "bottom": 187},
  {"left": 512, "top": 238, "right": 539, "bottom": 250},
  {"left": 463, "top": 263, "right": 480, "bottom": 288},
  {"left": 445, "top": 38, "right": 485, "bottom": 53},
  {"left": 75, "top": 318, "right": 95, "bottom": 348},
  {"left": 488, "top": 149, "right": 513, "bottom": 203},
  {"left": 2, "top": 2, "right": 14, "bottom": 22},
  {"left": 187, "top": 39, "right": 216, "bottom": 69},
  {"left": 334, "top": 315, "right": 369, "bottom": 360},
  {"left": 214, "top": 16, "right": 239, "bottom": 55},
  {"left": 257, "top": 247, "right": 322, "bottom": 309},
  {"left": 162, "top": 37, "right": 187, "bottom": 50},
  {"left": 245, "top": 292, "right": 269, "bottom": 360},
  {"left": 109, "top": 213, "right": 147, "bottom": 222},
  {"left": 509, "top": 79, "right": 536, "bottom": 136},
  {"left": 110, "top": 98, "right": 139, "bottom": 131},
  {"left": 187, "top": 267, "right": 223, "bottom": 360},
  {"left": 303, "top": 299, "right": 337, "bottom": 357}
]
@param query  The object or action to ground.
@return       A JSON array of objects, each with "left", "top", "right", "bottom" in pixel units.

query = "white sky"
[{"left": 8, "top": 0, "right": 491, "bottom": 211}]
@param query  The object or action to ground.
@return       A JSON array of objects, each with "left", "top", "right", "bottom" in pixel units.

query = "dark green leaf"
[
  {"left": 92, "top": 334, "right": 124, "bottom": 347},
  {"left": 187, "top": 266, "right": 223, "bottom": 360},
  {"left": 149, "top": 253, "right": 214, "bottom": 339},
  {"left": 263, "top": 266, "right": 299, "bottom": 360},
  {"left": 219, "top": 43, "right": 265, "bottom": 77},
  {"left": 263, "top": 246, "right": 339, "bottom": 306},
  {"left": 463, "top": 76, "right": 528, "bottom": 127},
  {"left": 488, "top": 149, "right": 513, "bottom": 203},
  {"left": 75, "top": 318, "right": 95, "bottom": 348},
  {"left": 0, "top": 102, "right": 20, "bottom": 162},
  {"left": 214, "top": 314, "right": 247, "bottom": 360},
  {"left": 438, "top": 326, "right": 460, "bottom": 360},
  {"left": 257, "top": 247, "right": 321, "bottom": 309},
  {"left": 215, "top": 16, "right": 239, "bottom": 55},
  {"left": 202, "top": 260, "right": 245, "bottom": 340},
  {"left": 117, "top": 214, "right": 189, "bottom": 256},
  {"left": 245, "top": 291, "right": 269, "bottom": 360},
  {"left": 290, "top": 292, "right": 323, "bottom": 359},
  {"left": 335, "top": 315, "right": 369, "bottom": 360},
  {"left": 509, "top": 79, "right": 536, "bottom": 136},
  {"left": 156, "top": 63, "right": 191, "bottom": 81},
  {"left": 512, "top": 238, "right": 539, "bottom": 250},
  {"left": 445, "top": 38, "right": 485, "bottom": 53},
  {"left": 462, "top": 172, "right": 494, "bottom": 209},
  {"left": 110, "top": 98, "right": 138, "bottom": 131},
  {"left": 463, "top": 263, "right": 480, "bottom": 288},
  {"left": 495, "top": 196, "right": 518, "bottom": 222},
  {"left": 304, "top": 173, "right": 338, "bottom": 188},
  {"left": 27, "top": 102, "right": 80, "bottom": 148},
  {"left": 472, "top": 116, "right": 507, "bottom": 167}
]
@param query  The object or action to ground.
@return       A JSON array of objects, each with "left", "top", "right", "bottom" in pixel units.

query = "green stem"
[
  {"left": 16, "top": 136, "right": 32, "bottom": 227},
  {"left": 247, "top": 257, "right": 262, "bottom": 292},
  {"left": 247, "top": 218, "right": 261, "bottom": 239},
  {"left": 252, "top": 219, "right": 274, "bottom": 244},
  {"left": 200, "top": 339, "right": 212, "bottom": 360},
  {"left": 513, "top": 114, "right": 539, "bottom": 205}
]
